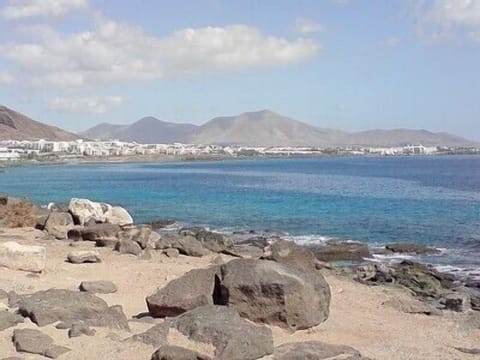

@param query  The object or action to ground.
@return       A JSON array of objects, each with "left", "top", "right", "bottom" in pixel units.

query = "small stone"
[
  {"left": 115, "top": 239, "right": 142, "bottom": 256},
  {"left": 79, "top": 280, "right": 118, "bottom": 294}
]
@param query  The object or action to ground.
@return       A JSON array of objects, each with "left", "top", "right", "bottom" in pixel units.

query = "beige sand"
[{"left": 0, "top": 234, "right": 479, "bottom": 359}]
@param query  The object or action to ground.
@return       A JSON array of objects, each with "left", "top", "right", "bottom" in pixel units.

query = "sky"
[{"left": 0, "top": 0, "right": 479, "bottom": 139}]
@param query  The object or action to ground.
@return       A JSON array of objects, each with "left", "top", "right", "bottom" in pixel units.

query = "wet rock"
[
  {"left": 307, "top": 241, "right": 371, "bottom": 262},
  {"left": 79, "top": 280, "right": 118, "bottom": 294},
  {"left": 268, "top": 341, "right": 366, "bottom": 360},
  {"left": 217, "top": 259, "right": 331, "bottom": 331},
  {"left": 0, "top": 241, "right": 46, "bottom": 273},
  {"left": 147, "top": 267, "right": 219, "bottom": 318},
  {"left": 115, "top": 238, "right": 142, "bottom": 256},
  {"left": 262, "top": 239, "right": 318, "bottom": 272},
  {"left": 67, "top": 250, "right": 101, "bottom": 264},
  {"left": 151, "top": 345, "right": 211, "bottom": 360},
  {"left": 195, "top": 229, "right": 234, "bottom": 253},
  {"left": 178, "top": 227, "right": 205, "bottom": 237},
  {"left": 0, "top": 311, "right": 24, "bottom": 330},
  {"left": 172, "top": 305, "right": 273, "bottom": 360},
  {"left": 385, "top": 243, "right": 440, "bottom": 255}
]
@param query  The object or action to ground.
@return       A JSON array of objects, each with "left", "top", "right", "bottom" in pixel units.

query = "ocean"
[{"left": 1, "top": 156, "right": 479, "bottom": 277}]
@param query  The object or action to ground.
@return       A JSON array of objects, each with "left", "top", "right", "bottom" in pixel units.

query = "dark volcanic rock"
[
  {"left": 263, "top": 239, "right": 319, "bottom": 272},
  {"left": 385, "top": 243, "right": 440, "bottom": 255},
  {"left": 0, "top": 311, "right": 24, "bottom": 330},
  {"left": 151, "top": 345, "right": 211, "bottom": 360},
  {"left": 172, "top": 305, "right": 273, "bottom": 360},
  {"left": 217, "top": 259, "right": 331, "bottom": 331},
  {"left": 146, "top": 267, "right": 219, "bottom": 318},
  {"left": 307, "top": 241, "right": 371, "bottom": 262},
  {"left": 79, "top": 280, "right": 118, "bottom": 294},
  {"left": 271, "top": 341, "right": 366, "bottom": 360}
]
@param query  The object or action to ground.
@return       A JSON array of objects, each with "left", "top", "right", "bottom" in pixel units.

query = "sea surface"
[{"left": 1, "top": 156, "right": 480, "bottom": 277}]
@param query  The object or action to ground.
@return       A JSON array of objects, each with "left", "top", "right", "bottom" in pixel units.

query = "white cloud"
[
  {"left": 384, "top": 36, "right": 402, "bottom": 48},
  {"left": 0, "top": 71, "right": 15, "bottom": 84},
  {"left": 48, "top": 95, "right": 123, "bottom": 114},
  {"left": 1, "top": 0, "right": 88, "bottom": 19},
  {"left": 0, "top": 18, "right": 319, "bottom": 88},
  {"left": 427, "top": 0, "right": 480, "bottom": 27},
  {"left": 294, "top": 18, "right": 325, "bottom": 34}
]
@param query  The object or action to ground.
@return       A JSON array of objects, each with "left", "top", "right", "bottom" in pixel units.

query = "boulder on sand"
[
  {"left": 67, "top": 250, "right": 101, "bottom": 264},
  {"left": 79, "top": 280, "right": 118, "bottom": 294},
  {"left": 217, "top": 259, "right": 331, "bottom": 331},
  {"left": 146, "top": 267, "right": 219, "bottom": 318},
  {"left": 151, "top": 345, "right": 211, "bottom": 360},
  {"left": 0, "top": 241, "right": 46, "bottom": 273},
  {"left": 267, "top": 341, "right": 367, "bottom": 360},
  {"left": 263, "top": 238, "right": 319, "bottom": 272},
  {"left": 170, "top": 235, "right": 210, "bottom": 257},
  {"left": 76, "top": 223, "right": 121, "bottom": 247},
  {"left": 13, "top": 328, "right": 71, "bottom": 358}
]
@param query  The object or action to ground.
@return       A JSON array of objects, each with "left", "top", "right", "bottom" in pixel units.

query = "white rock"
[
  {"left": 68, "top": 198, "right": 110, "bottom": 225},
  {"left": 0, "top": 241, "right": 46, "bottom": 273},
  {"left": 105, "top": 206, "right": 133, "bottom": 226}
]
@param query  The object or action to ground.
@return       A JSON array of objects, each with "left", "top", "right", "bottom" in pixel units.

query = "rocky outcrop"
[
  {"left": 267, "top": 341, "right": 366, "bottom": 360},
  {"left": 13, "top": 329, "right": 71, "bottom": 359},
  {"left": 146, "top": 267, "right": 219, "bottom": 318},
  {"left": 217, "top": 259, "right": 330, "bottom": 331},
  {"left": 0, "top": 241, "right": 46, "bottom": 273}
]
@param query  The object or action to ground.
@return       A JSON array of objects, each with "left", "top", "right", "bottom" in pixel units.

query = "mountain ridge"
[{"left": 82, "top": 109, "right": 479, "bottom": 148}]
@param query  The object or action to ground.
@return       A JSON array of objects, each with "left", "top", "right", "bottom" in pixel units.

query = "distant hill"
[
  {"left": 0, "top": 106, "right": 79, "bottom": 141},
  {"left": 82, "top": 116, "right": 196, "bottom": 143},
  {"left": 82, "top": 109, "right": 479, "bottom": 148}
]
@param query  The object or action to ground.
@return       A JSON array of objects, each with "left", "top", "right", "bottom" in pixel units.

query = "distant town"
[{"left": 0, "top": 139, "right": 479, "bottom": 163}]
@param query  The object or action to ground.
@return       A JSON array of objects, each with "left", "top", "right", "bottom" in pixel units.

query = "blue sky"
[{"left": 0, "top": 0, "right": 479, "bottom": 139}]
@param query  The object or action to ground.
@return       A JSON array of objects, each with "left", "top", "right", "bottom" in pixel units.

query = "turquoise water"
[{"left": 1, "top": 156, "right": 480, "bottom": 272}]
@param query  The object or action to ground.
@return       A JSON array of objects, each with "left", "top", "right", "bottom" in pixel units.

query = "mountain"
[
  {"left": 0, "top": 105, "right": 79, "bottom": 141},
  {"left": 82, "top": 109, "right": 478, "bottom": 148},
  {"left": 82, "top": 116, "right": 197, "bottom": 143}
]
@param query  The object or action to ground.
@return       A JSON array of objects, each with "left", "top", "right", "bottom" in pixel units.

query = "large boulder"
[
  {"left": 217, "top": 259, "right": 331, "bottom": 331},
  {"left": 307, "top": 241, "right": 371, "bottom": 262},
  {"left": 104, "top": 206, "right": 133, "bottom": 226},
  {"left": 68, "top": 198, "right": 109, "bottom": 225},
  {"left": 172, "top": 305, "right": 273, "bottom": 360},
  {"left": 18, "top": 289, "right": 125, "bottom": 328},
  {"left": 44, "top": 211, "right": 74, "bottom": 232},
  {"left": 146, "top": 267, "right": 219, "bottom": 318},
  {"left": 268, "top": 341, "right": 366, "bottom": 360},
  {"left": 170, "top": 235, "right": 210, "bottom": 257},
  {"left": 77, "top": 223, "right": 121, "bottom": 246},
  {"left": 0, "top": 241, "right": 46, "bottom": 273},
  {"left": 263, "top": 239, "right": 319, "bottom": 272}
]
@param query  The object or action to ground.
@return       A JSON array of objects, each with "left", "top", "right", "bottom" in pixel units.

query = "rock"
[
  {"left": 263, "top": 239, "right": 318, "bottom": 272},
  {"left": 12, "top": 329, "right": 53, "bottom": 356},
  {"left": 44, "top": 211, "right": 74, "bottom": 232},
  {"left": 217, "top": 259, "right": 331, "bottom": 331},
  {"left": 68, "top": 198, "right": 110, "bottom": 225},
  {"left": 44, "top": 345, "right": 72, "bottom": 359},
  {"left": 0, "top": 192, "right": 7, "bottom": 205},
  {"left": 79, "top": 280, "right": 118, "bottom": 294},
  {"left": 115, "top": 238, "right": 142, "bottom": 256},
  {"left": 150, "top": 219, "right": 175, "bottom": 230},
  {"left": 443, "top": 292, "right": 471, "bottom": 312},
  {"left": 163, "top": 248, "right": 179, "bottom": 258},
  {"left": 86, "top": 305, "right": 130, "bottom": 331},
  {"left": 383, "top": 297, "right": 442, "bottom": 315},
  {"left": 79, "top": 223, "right": 121, "bottom": 245},
  {"left": 67, "top": 250, "right": 101, "bottom": 264},
  {"left": 147, "top": 267, "right": 219, "bottom": 318},
  {"left": 0, "top": 241, "right": 46, "bottom": 273},
  {"left": 269, "top": 341, "right": 366, "bottom": 360},
  {"left": 118, "top": 225, "right": 154, "bottom": 249},
  {"left": 173, "top": 305, "right": 273, "bottom": 360},
  {"left": 131, "top": 322, "right": 170, "bottom": 347},
  {"left": 151, "top": 345, "right": 211, "bottom": 360},
  {"left": 104, "top": 206, "right": 133, "bottom": 226},
  {"left": 171, "top": 235, "right": 210, "bottom": 257},
  {"left": 307, "top": 241, "right": 371, "bottom": 262},
  {"left": 356, "top": 261, "right": 454, "bottom": 299},
  {"left": 385, "top": 243, "right": 440, "bottom": 255},
  {"left": 195, "top": 230, "right": 234, "bottom": 253},
  {"left": 0, "top": 311, "right": 24, "bottom": 330},
  {"left": 17, "top": 288, "right": 109, "bottom": 326},
  {"left": 68, "top": 321, "right": 96, "bottom": 337}
]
